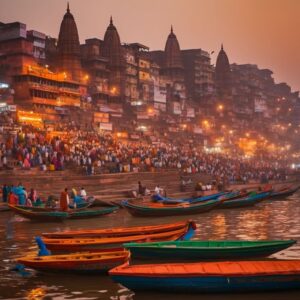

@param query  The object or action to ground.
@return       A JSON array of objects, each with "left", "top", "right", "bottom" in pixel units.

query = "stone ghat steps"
[{"left": 0, "top": 170, "right": 211, "bottom": 204}]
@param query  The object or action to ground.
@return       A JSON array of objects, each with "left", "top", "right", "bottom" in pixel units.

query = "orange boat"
[
  {"left": 17, "top": 250, "right": 129, "bottom": 274},
  {"left": 109, "top": 260, "right": 300, "bottom": 293},
  {"left": 43, "top": 223, "right": 195, "bottom": 253},
  {"left": 42, "top": 220, "right": 196, "bottom": 239}
]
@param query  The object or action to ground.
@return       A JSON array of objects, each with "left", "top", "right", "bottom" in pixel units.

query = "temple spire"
[
  {"left": 221, "top": 43, "right": 223, "bottom": 51},
  {"left": 67, "top": 2, "right": 70, "bottom": 13},
  {"left": 110, "top": 16, "right": 113, "bottom": 25},
  {"left": 171, "top": 25, "right": 173, "bottom": 34}
]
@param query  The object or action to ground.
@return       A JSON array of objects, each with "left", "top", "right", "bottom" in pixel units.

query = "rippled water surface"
[{"left": 1, "top": 193, "right": 300, "bottom": 300}]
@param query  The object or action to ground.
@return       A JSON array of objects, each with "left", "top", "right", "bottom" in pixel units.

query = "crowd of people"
[{"left": 0, "top": 125, "right": 291, "bottom": 185}]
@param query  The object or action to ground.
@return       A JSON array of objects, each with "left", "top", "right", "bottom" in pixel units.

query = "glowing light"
[
  {"left": 110, "top": 87, "right": 117, "bottom": 95},
  {"left": 217, "top": 104, "right": 224, "bottom": 111}
]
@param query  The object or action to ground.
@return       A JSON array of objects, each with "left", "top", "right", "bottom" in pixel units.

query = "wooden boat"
[
  {"left": 268, "top": 185, "right": 300, "bottom": 200},
  {"left": 17, "top": 250, "right": 129, "bottom": 273},
  {"left": 9, "top": 204, "right": 118, "bottom": 221},
  {"left": 152, "top": 191, "right": 228, "bottom": 204},
  {"left": 8, "top": 204, "right": 68, "bottom": 221},
  {"left": 67, "top": 206, "right": 118, "bottom": 219},
  {"left": 123, "top": 198, "right": 221, "bottom": 217},
  {"left": 42, "top": 223, "right": 195, "bottom": 253},
  {"left": 219, "top": 191, "right": 270, "bottom": 209},
  {"left": 42, "top": 220, "right": 196, "bottom": 239},
  {"left": 124, "top": 239, "right": 296, "bottom": 260},
  {"left": 15, "top": 201, "right": 92, "bottom": 212},
  {"left": 109, "top": 260, "right": 300, "bottom": 293}
]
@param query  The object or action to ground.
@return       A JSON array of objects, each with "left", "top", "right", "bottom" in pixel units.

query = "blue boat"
[
  {"left": 268, "top": 185, "right": 300, "bottom": 200},
  {"left": 109, "top": 260, "right": 300, "bottom": 293},
  {"left": 152, "top": 191, "right": 228, "bottom": 205},
  {"left": 219, "top": 191, "right": 270, "bottom": 208}
]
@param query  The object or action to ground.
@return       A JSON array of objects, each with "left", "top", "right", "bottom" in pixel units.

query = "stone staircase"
[{"left": 0, "top": 169, "right": 212, "bottom": 204}]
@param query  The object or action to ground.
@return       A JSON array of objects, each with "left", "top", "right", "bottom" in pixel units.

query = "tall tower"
[
  {"left": 215, "top": 44, "right": 231, "bottom": 99},
  {"left": 163, "top": 26, "right": 185, "bottom": 104},
  {"left": 164, "top": 26, "right": 184, "bottom": 78},
  {"left": 102, "top": 17, "right": 125, "bottom": 100},
  {"left": 57, "top": 3, "right": 82, "bottom": 81}
]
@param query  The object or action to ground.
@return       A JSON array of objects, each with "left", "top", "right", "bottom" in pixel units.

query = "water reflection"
[{"left": 0, "top": 193, "right": 300, "bottom": 299}]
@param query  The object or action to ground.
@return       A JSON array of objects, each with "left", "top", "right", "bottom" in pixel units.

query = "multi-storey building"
[{"left": 182, "top": 49, "right": 214, "bottom": 102}]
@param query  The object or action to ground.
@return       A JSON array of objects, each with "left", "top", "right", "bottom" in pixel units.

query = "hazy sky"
[{"left": 1, "top": 0, "right": 300, "bottom": 91}]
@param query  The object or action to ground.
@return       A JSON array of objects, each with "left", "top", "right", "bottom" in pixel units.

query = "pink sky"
[{"left": 1, "top": 0, "right": 300, "bottom": 91}]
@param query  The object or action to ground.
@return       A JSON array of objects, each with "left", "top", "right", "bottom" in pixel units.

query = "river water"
[{"left": 0, "top": 193, "right": 300, "bottom": 300}]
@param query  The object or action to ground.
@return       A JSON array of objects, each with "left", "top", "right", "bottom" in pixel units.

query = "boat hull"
[
  {"left": 43, "top": 223, "right": 195, "bottom": 253},
  {"left": 110, "top": 260, "right": 300, "bottom": 293},
  {"left": 268, "top": 186, "right": 300, "bottom": 200},
  {"left": 9, "top": 205, "right": 68, "bottom": 221},
  {"left": 123, "top": 199, "right": 221, "bottom": 217},
  {"left": 17, "top": 250, "right": 129, "bottom": 274},
  {"left": 219, "top": 192, "right": 270, "bottom": 209},
  {"left": 111, "top": 274, "right": 300, "bottom": 293},
  {"left": 42, "top": 220, "right": 195, "bottom": 239},
  {"left": 9, "top": 205, "right": 118, "bottom": 221},
  {"left": 125, "top": 240, "right": 296, "bottom": 260},
  {"left": 68, "top": 206, "right": 118, "bottom": 219}
]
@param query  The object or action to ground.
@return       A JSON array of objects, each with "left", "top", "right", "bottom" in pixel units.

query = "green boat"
[
  {"left": 68, "top": 206, "right": 119, "bottom": 219},
  {"left": 124, "top": 240, "right": 296, "bottom": 260}
]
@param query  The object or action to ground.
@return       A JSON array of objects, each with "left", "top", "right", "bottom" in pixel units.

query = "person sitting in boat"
[
  {"left": 2, "top": 184, "right": 9, "bottom": 202},
  {"left": 28, "top": 188, "right": 37, "bottom": 203},
  {"left": 79, "top": 187, "right": 87, "bottom": 200},
  {"left": 46, "top": 195, "right": 56, "bottom": 208},
  {"left": 138, "top": 181, "right": 146, "bottom": 196},
  {"left": 18, "top": 187, "right": 27, "bottom": 206},
  {"left": 154, "top": 185, "right": 165, "bottom": 196},
  {"left": 60, "top": 188, "right": 69, "bottom": 211},
  {"left": 71, "top": 188, "right": 77, "bottom": 199}
]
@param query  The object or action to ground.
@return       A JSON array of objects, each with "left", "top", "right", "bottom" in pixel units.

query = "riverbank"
[{"left": 0, "top": 169, "right": 298, "bottom": 205}]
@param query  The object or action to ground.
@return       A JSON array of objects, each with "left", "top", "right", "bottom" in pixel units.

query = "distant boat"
[
  {"left": 8, "top": 204, "right": 118, "bottom": 221},
  {"left": 268, "top": 185, "right": 300, "bottom": 200},
  {"left": 152, "top": 191, "right": 228, "bottom": 204},
  {"left": 109, "top": 260, "right": 300, "bottom": 293},
  {"left": 122, "top": 198, "right": 221, "bottom": 217},
  {"left": 124, "top": 239, "right": 296, "bottom": 260},
  {"left": 219, "top": 191, "right": 270, "bottom": 209}
]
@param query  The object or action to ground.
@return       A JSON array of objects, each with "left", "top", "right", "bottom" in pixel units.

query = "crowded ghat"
[{"left": 1, "top": 119, "right": 300, "bottom": 297}]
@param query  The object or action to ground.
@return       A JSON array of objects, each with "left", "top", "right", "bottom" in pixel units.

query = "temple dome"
[
  {"left": 215, "top": 44, "right": 231, "bottom": 80},
  {"left": 164, "top": 26, "right": 183, "bottom": 69},
  {"left": 57, "top": 3, "right": 80, "bottom": 56},
  {"left": 102, "top": 17, "right": 123, "bottom": 68}
]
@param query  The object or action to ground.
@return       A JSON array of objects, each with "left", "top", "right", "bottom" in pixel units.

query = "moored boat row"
[
  {"left": 11, "top": 183, "right": 300, "bottom": 294},
  {"left": 14, "top": 218, "right": 300, "bottom": 293}
]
